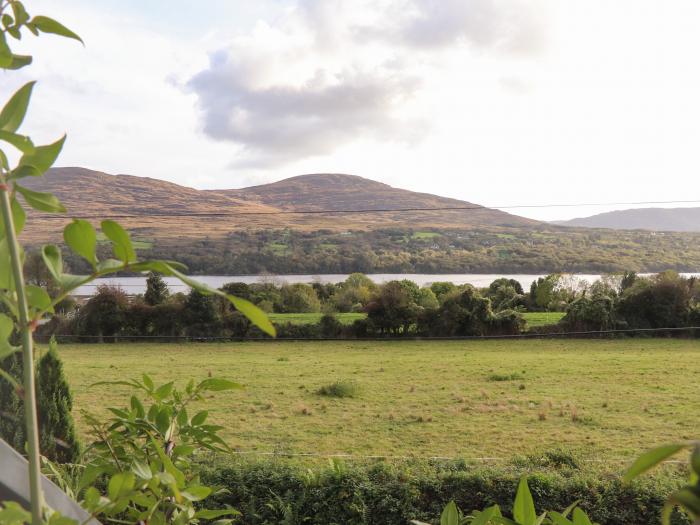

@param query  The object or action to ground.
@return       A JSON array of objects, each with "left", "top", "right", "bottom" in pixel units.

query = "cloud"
[
  {"left": 186, "top": 0, "right": 548, "bottom": 168},
  {"left": 398, "top": 0, "right": 546, "bottom": 54},
  {"left": 187, "top": 51, "right": 421, "bottom": 168}
]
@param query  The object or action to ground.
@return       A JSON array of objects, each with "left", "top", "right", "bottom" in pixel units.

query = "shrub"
[
  {"left": 200, "top": 459, "right": 687, "bottom": 525},
  {"left": 36, "top": 341, "right": 80, "bottom": 463},
  {"left": 316, "top": 381, "right": 360, "bottom": 398}
]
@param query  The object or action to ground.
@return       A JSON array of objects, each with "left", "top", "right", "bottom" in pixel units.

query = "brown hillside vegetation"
[{"left": 20, "top": 167, "right": 537, "bottom": 242}]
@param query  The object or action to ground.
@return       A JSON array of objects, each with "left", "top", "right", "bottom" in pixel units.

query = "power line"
[{"left": 29, "top": 198, "right": 700, "bottom": 220}]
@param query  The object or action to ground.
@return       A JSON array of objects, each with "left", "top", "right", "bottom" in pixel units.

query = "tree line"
[{"left": 36, "top": 270, "right": 700, "bottom": 340}]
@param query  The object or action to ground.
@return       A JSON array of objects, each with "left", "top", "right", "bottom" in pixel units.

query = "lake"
[{"left": 73, "top": 273, "right": 640, "bottom": 296}]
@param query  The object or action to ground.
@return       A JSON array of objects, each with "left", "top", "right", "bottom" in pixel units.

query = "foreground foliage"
[{"left": 200, "top": 457, "right": 686, "bottom": 525}]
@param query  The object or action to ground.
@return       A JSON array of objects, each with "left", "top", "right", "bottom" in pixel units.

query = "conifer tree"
[
  {"left": 145, "top": 271, "right": 170, "bottom": 306},
  {"left": 36, "top": 340, "right": 80, "bottom": 463},
  {"left": 0, "top": 353, "right": 25, "bottom": 452}
]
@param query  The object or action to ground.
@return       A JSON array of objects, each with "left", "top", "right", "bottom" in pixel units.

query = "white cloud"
[{"left": 185, "top": 0, "right": 546, "bottom": 168}]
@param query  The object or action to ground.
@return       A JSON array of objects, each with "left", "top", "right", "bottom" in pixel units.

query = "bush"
[
  {"left": 200, "top": 459, "right": 688, "bottom": 525},
  {"left": 316, "top": 381, "right": 360, "bottom": 398},
  {"left": 36, "top": 343, "right": 80, "bottom": 463}
]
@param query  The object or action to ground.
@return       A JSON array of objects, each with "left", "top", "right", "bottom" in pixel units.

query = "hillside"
[
  {"left": 18, "top": 167, "right": 700, "bottom": 274},
  {"left": 20, "top": 167, "right": 537, "bottom": 242},
  {"left": 555, "top": 207, "right": 700, "bottom": 232}
]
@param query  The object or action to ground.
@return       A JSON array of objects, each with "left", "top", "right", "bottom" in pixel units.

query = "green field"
[
  {"left": 522, "top": 312, "right": 565, "bottom": 327},
  {"left": 57, "top": 339, "right": 700, "bottom": 464},
  {"left": 268, "top": 312, "right": 366, "bottom": 325},
  {"left": 270, "top": 312, "right": 562, "bottom": 328}
]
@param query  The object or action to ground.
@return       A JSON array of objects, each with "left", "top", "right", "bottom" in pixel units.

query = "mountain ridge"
[
  {"left": 555, "top": 207, "right": 700, "bottom": 232},
  {"left": 19, "top": 167, "right": 537, "bottom": 242}
]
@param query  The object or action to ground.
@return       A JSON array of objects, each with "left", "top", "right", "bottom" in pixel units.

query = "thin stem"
[{"left": 0, "top": 183, "right": 44, "bottom": 523}]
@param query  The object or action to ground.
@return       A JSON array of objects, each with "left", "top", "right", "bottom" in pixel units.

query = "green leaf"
[
  {"left": 670, "top": 488, "right": 700, "bottom": 517},
  {"left": 513, "top": 477, "right": 536, "bottom": 525},
  {"left": 29, "top": 16, "right": 83, "bottom": 44},
  {"left": 142, "top": 373, "right": 154, "bottom": 391},
  {"left": 0, "top": 197, "right": 26, "bottom": 239},
  {"left": 472, "top": 505, "right": 502, "bottom": 525},
  {"left": 101, "top": 220, "right": 135, "bottom": 263},
  {"left": 191, "top": 410, "right": 208, "bottom": 426},
  {"left": 228, "top": 295, "right": 276, "bottom": 337},
  {"left": 6, "top": 54, "right": 32, "bottom": 71},
  {"left": 154, "top": 381, "right": 174, "bottom": 400},
  {"left": 64, "top": 219, "right": 97, "bottom": 268},
  {"left": 11, "top": 3, "right": 29, "bottom": 26},
  {"left": 16, "top": 185, "right": 65, "bottom": 213},
  {"left": 155, "top": 408, "right": 171, "bottom": 435},
  {"left": 0, "top": 81, "right": 34, "bottom": 132},
  {"left": 132, "top": 460, "right": 152, "bottom": 480},
  {"left": 41, "top": 245, "right": 63, "bottom": 281},
  {"left": 194, "top": 509, "right": 241, "bottom": 519},
  {"left": 0, "top": 239, "right": 14, "bottom": 290},
  {"left": 0, "top": 312, "right": 16, "bottom": 358},
  {"left": 107, "top": 472, "right": 135, "bottom": 500},
  {"left": 0, "top": 501, "right": 32, "bottom": 523},
  {"left": 571, "top": 509, "right": 593, "bottom": 525},
  {"left": 26, "top": 285, "right": 52, "bottom": 312},
  {"left": 623, "top": 443, "right": 687, "bottom": 482},
  {"left": 14, "top": 135, "right": 66, "bottom": 177},
  {"left": 0, "top": 33, "right": 11, "bottom": 68},
  {"left": 440, "top": 501, "right": 459, "bottom": 525},
  {"left": 10, "top": 198, "right": 25, "bottom": 236},
  {"left": 547, "top": 512, "right": 573, "bottom": 525},
  {"left": 181, "top": 485, "right": 212, "bottom": 502},
  {"left": 0, "top": 130, "right": 34, "bottom": 153},
  {"left": 691, "top": 444, "right": 700, "bottom": 476},
  {"left": 197, "top": 378, "right": 243, "bottom": 392}
]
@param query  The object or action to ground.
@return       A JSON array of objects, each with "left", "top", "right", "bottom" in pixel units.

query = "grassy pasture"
[
  {"left": 269, "top": 312, "right": 562, "bottom": 328},
  {"left": 522, "top": 311, "right": 565, "bottom": 327},
  {"left": 268, "top": 312, "right": 365, "bottom": 325},
  {"left": 57, "top": 339, "right": 700, "bottom": 464}
]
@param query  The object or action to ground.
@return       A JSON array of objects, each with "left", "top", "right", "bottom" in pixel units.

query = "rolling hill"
[
  {"left": 20, "top": 167, "right": 537, "bottom": 242},
  {"left": 17, "top": 167, "right": 700, "bottom": 274},
  {"left": 555, "top": 207, "right": 700, "bottom": 232}
]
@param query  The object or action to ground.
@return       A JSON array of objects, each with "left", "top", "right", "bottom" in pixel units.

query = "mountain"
[
  {"left": 19, "top": 167, "right": 538, "bottom": 242},
  {"left": 555, "top": 207, "right": 700, "bottom": 232},
  {"left": 17, "top": 167, "right": 700, "bottom": 274}
]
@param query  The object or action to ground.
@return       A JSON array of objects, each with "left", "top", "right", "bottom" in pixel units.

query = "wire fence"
[{"left": 32, "top": 325, "right": 700, "bottom": 343}]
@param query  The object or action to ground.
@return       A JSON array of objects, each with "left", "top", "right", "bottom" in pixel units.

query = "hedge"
[{"left": 200, "top": 458, "right": 688, "bottom": 525}]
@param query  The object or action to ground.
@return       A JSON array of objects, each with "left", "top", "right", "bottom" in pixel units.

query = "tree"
[
  {"left": 0, "top": 354, "right": 24, "bottom": 453},
  {"left": 277, "top": 283, "right": 321, "bottom": 313},
  {"left": 77, "top": 285, "right": 129, "bottom": 341},
  {"left": 417, "top": 287, "right": 439, "bottom": 309},
  {"left": 418, "top": 286, "right": 494, "bottom": 336},
  {"left": 366, "top": 281, "right": 418, "bottom": 335},
  {"left": 144, "top": 271, "right": 169, "bottom": 305},
  {"left": 36, "top": 341, "right": 80, "bottom": 463},
  {"left": 184, "top": 289, "right": 221, "bottom": 336}
]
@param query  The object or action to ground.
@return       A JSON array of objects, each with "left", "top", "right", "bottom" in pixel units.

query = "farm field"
[
  {"left": 56, "top": 339, "right": 700, "bottom": 464},
  {"left": 268, "top": 311, "right": 563, "bottom": 328},
  {"left": 268, "top": 312, "right": 366, "bottom": 325},
  {"left": 522, "top": 312, "right": 565, "bottom": 327}
]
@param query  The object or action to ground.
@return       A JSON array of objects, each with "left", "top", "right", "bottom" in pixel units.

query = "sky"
[{"left": 3, "top": 0, "right": 700, "bottom": 221}]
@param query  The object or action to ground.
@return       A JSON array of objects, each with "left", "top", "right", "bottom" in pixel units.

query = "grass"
[
  {"left": 56, "top": 339, "right": 700, "bottom": 463},
  {"left": 487, "top": 372, "right": 524, "bottom": 382},
  {"left": 522, "top": 312, "right": 565, "bottom": 327},
  {"left": 411, "top": 231, "right": 441, "bottom": 240},
  {"left": 267, "top": 312, "right": 366, "bottom": 325},
  {"left": 271, "top": 312, "right": 562, "bottom": 328}
]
